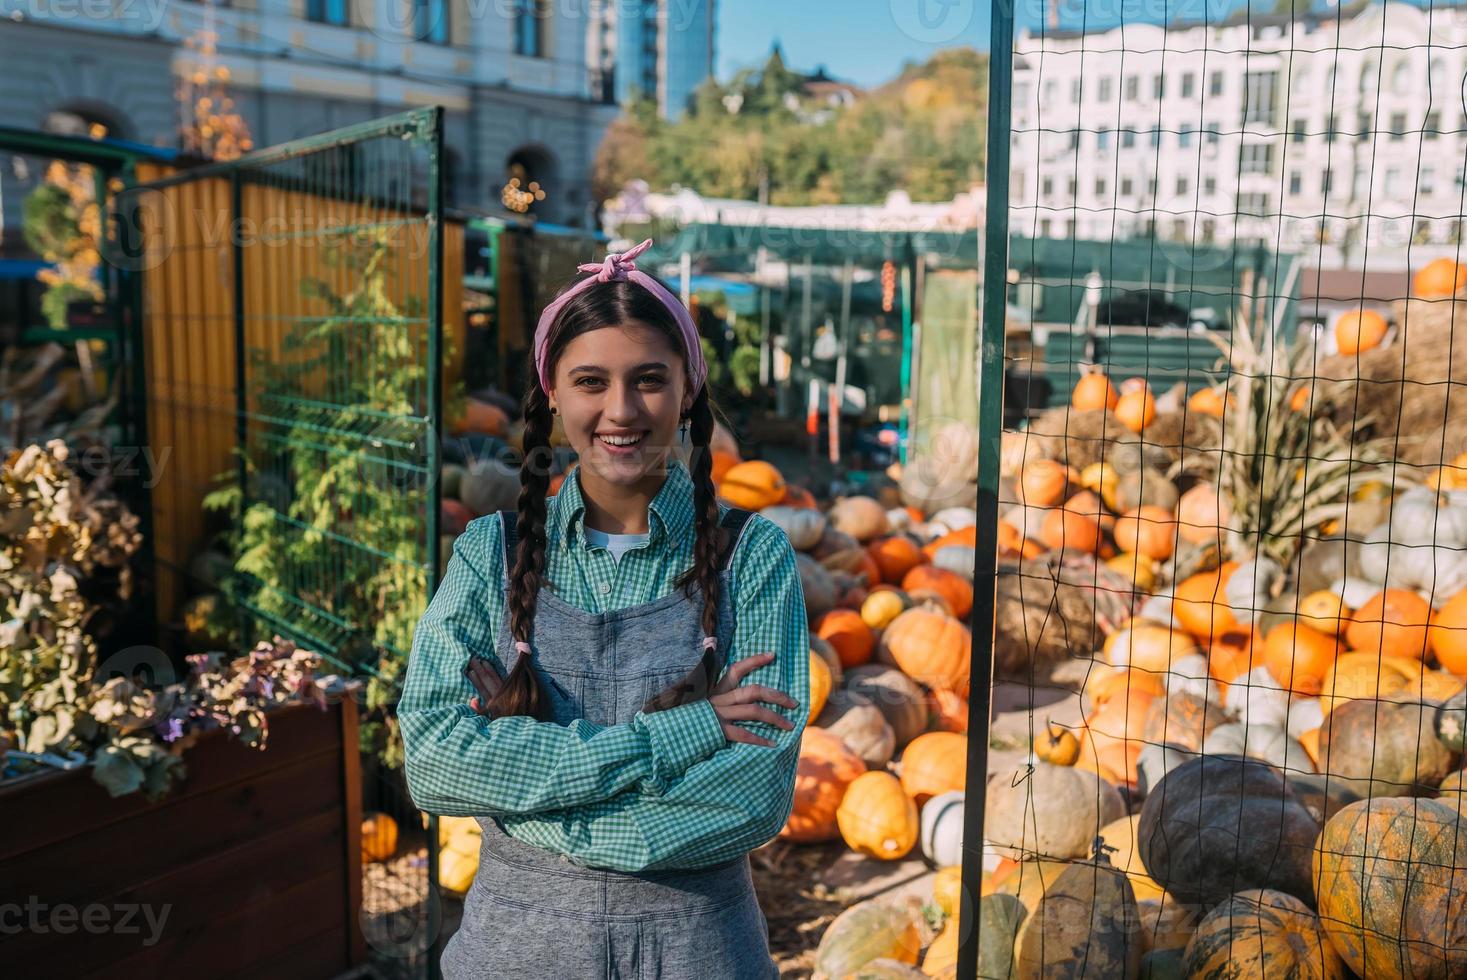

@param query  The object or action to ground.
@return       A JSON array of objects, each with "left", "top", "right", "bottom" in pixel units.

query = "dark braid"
[
  {"left": 483, "top": 381, "right": 555, "bottom": 721},
  {"left": 642, "top": 387, "right": 727, "bottom": 713}
]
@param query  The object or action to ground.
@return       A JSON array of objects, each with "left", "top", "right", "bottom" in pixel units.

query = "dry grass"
[{"left": 750, "top": 840, "right": 853, "bottom": 978}]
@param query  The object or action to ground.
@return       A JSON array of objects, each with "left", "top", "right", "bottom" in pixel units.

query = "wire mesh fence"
[{"left": 967, "top": 1, "right": 1467, "bottom": 976}]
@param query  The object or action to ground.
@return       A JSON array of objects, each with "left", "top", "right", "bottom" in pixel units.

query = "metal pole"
[{"left": 425, "top": 105, "right": 446, "bottom": 980}]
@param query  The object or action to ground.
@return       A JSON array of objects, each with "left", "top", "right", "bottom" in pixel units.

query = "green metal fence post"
[{"left": 426, "top": 104, "right": 445, "bottom": 980}]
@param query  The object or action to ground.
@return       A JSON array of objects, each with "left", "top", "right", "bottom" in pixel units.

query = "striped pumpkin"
[{"left": 1183, "top": 889, "right": 1347, "bottom": 979}]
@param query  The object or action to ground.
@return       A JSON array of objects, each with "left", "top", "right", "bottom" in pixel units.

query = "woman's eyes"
[{"left": 574, "top": 376, "right": 666, "bottom": 388}]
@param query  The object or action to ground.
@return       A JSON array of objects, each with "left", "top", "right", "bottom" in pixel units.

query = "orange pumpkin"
[
  {"left": 1073, "top": 371, "right": 1120, "bottom": 412},
  {"left": 1080, "top": 688, "right": 1154, "bottom": 786},
  {"left": 780, "top": 728, "right": 867, "bottom": 843},
  {"left": 1412, "top": 257, "right": 1467, "bottom": 298},
  {"left": 867, "top": 535, "right": 927, "bottom": 584},
  {"left": 929, "top": 688, "right": 970, "bottom": 733},
  {"left": 782, "top": 484, "right": 818, "bottom": 509},
  {"left": 1290, "top": 384, "right": 1313, "bottom": 412},
  {"left": 1174, "top": 564, "right": 1241, "bottom": 644},
  {"left": 1187, "top": 386, "right": 1231, "bottom": 417},
  {"left": 853, "top": 549, "right": 883, "bottom": 589},
  {"left": 1209, "top": 627, "right": 1263, "bottom": 683},
  {"left": 1039, "top": 507, "right": 1104, "bottom": 554},
  {"left": 1114, "top": 506, "right": 1178, "bottom": 560},
  {"left": 548, "top": 473, "right": 566, "bottom": 497},
  {"left": 1335, "top": 309, "right": 1388, "bottom": 356},
  {"left": 1116, "top": 389, "right": 1157, "bottom": 432},
  {"left": 1346, "top": 589, "right": 1433, "bottom": 660},
  {"left": 1016, "top": 458, "right": 1073, "bottom": 506},
  {"left": 1262, "top": 621, "right": 1343, "bottom": 696},
  {"left": 837, "top": 771, "right": 919, "bottom": 859},
  {"left": 1298, "top": 590, "right": 1351, "bottom": 636},
  {"left": 927, "top": 524, "right": 979, "bottom": 558},
  {"left": 1177, "top": 484, "right": 1227, "bottom": 545},
  {"left": 901, "top": 565, "right": 973, "bottom": 619},
  {"left": 1086, "top": 666, "right": 1167, "bottom": 707},
  {"left": 1430, "top": 590, "right": 1467, "bottom": 676},
  {"left": 898, "top": 731, "right": 967, "bottom": 805},
  {"left": 717, "top": 460, "right": 786, "bottom": 510},
  {"left": 451, "top": 398, "right": 510, "bottom": 437},
  {"left": 879, "top": 608, "right": 972, "bottom": 693},
  {"left": 816, "top": 608, "right": 876, "bottom": 668},
  {"left": 361, "top": 812, "right": 399, "bottom": 863},
  {"left": 1104, "top": 623, "right": 1198, "bottom": 673},
  {"left": 710, "top": 449, "right": 741, "bottom": 484}
]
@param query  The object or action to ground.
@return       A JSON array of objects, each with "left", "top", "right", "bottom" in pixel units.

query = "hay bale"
[
  {"left": 993, "top": 552, "right": 1134, "bottom": 679},
  {"left": 1316, "top": 296, "right": 1467, "bottom": 467},
  {"left": 1021, "top": 407, "right": 1128, "bottom": 471},
  {"left": 1142, "top": 411, "right": 1223, "bottom": 475}
]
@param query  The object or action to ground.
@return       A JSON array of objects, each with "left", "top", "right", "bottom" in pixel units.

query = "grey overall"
[{"left": 440, "top": 508, "right": 780, "bottom": 980}]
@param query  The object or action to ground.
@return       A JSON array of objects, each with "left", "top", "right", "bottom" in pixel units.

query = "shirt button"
[{"left": 599, "top": 583, "right": 611, "bottom": 595}]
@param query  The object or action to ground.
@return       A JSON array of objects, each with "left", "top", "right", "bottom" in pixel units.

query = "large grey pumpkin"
[
  {"left": 797, "top": 553, "right": 837, "bottom": 620},
  {"left": 1318, "top": 698, "right": 1456, "bottom": 797},
  {"left": 760, "top": 505, "right": 827, "bottom": 551},
  {"left": 816, "top": 689, "right": 895, "bottom": 768},
  {"left": 844, "top": 665, "right": 928, "bottom": 749},
  {"left": 1202, "top": 722, "right": 1314, "bottom": 774},
  {"left": 1116, "top": 468, "right": 1180, "bottom": 513},
  {"left": 986, "top": 762, "right": 1126, "bottom": 860}
]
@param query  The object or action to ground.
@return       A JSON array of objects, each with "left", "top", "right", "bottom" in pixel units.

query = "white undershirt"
[{"left": 582, "top": 526, "right": 650, "bottom": 564}]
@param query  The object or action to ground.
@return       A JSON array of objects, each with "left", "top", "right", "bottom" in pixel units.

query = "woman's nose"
[{"left": 606, "top": 381, "right": 641, "bottom": 422}]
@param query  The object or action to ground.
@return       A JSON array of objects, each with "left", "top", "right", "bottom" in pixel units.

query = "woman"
[{"left": 399, "top": 239, "right": 809, "bottom": 979}]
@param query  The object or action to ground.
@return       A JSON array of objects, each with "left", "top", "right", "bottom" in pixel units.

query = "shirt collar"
[{"left": 550, "top": 458, "right": 698, "bottom": 553}]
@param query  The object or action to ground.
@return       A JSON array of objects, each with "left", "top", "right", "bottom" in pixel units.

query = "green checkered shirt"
[{"left": 399, "top": 459, "right": 810, "bottom": 872}]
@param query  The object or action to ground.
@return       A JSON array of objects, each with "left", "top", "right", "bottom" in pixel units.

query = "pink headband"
[{"left": 532, "top": 238, "right": 707, "bottom": 398}]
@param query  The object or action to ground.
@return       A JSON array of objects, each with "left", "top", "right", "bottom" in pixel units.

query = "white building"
[
  {"left": 1009, "top": 0, "right": 1467, "bottom": 270},
  {"left": 1, "top": 0, "right": 620, "bottom": 228},
  {"left": 587, "top": 0, "right": 716, "bottom": 120}
]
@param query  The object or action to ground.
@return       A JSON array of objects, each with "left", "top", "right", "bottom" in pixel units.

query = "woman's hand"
[
  {"left": 465, "top": 657, "right": 504, "bottom": 716},
  {"left": 709, "top": 652, "right": 799, "bottom": 747}
]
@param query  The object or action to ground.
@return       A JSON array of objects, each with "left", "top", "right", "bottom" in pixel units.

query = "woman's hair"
[{"left": 482, "top": 272, "right": 727, "bottom": 721}]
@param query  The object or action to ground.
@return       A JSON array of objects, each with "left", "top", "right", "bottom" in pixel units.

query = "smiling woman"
[{"left": 398, "top": 239, "right": 808, "bottom": 980}]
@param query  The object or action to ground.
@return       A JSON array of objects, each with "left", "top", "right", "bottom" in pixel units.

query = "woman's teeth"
[{"left": 599, "top": 433, "right": 644, "bottom": 446}]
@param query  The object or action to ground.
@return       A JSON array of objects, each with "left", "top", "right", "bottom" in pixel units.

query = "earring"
[{"left": 550, "top": 406, "right": 559, "bottom": 416}]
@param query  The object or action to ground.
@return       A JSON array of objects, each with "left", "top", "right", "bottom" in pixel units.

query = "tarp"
[{"left": 910, "top": 268, "right": 980, "bottom": 453}]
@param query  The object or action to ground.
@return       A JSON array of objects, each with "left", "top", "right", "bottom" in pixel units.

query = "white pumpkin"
[
  {"left": 1202, "top": 722, "right": 1315, "bottom": 773},
  {"left": 886, "top": 507, "right": 916, "bottom": 532},
  {"left": 1136, "top": 742, "right": 1197, "bottom": 796},
  {"left": 932, "top": 545, "right": 976, "bottom": 579},
  {"left": 1137, "top": 595, "right": 1177, "bottom": 627},
  {"left": 1000, "top": 504, "right": 1050, "bottom": 542},
  {"left": 1285, "top": 697, "right": 1325, "bottom": 741},
  {"left": 760, "top": 505, "right": 827, "bottom": 551},
  {"left": 1226, "top": 667, "right": 1292, "bottom": 730},
  {"left": 1391, "top": 488, "right": 1467, "bottom": 548},
  {"left": 1329, "top": 575, "right": 1382, "bottom": 609},
  {"left": 1162, "top": 653, "right": 1227, "bottom": 707},
  {"left": 1225, "top": 556, "right": 1284, "bottom": 622},
  {"left": 920, "top": 790, "right": 965, "bottom": 867},
  {"left": 932, "top": 507, "right": 979, "bottom": 531}
]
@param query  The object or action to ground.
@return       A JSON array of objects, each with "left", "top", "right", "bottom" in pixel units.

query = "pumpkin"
[
  {"left": 867, "top": 535, "right": 928, "bottom": 584},
  {"left": 931, "top": 544, "right": 975, "bottom": 580},
  {"left": 1015, "top": 458, "right": 1073, "bottom": 507},
  {"left": 1173, "top": 566, "right": 1241, "bottom": 644},
  {"left": 1412, "top": 256, "right": 1467, "bottom": 297},
  {"left": 1176, "top": 483, "right": 1227, "bottom": 545},
  {"left": 1187, "top": 386, "right": 1231, "bottom": 418},
  {"left": 783, "top": 484, "right": 818, "bottom": 509},
  {"left": 1262, "top": 622, "right": 1343, "bottom": 697},
  {"left": 808, "top": 651, "right": 832, "bottom": 725},
  {"left": 1038, "top": 506, "right": 1104, "bottom": 555},
  {"left": 361, "top": 812, "right": 399, "bottom": 863},
  {"left": 1116, "top": 469, "right": 1181, "bottom": 515},
  {"left": 1034, "top": 720, "right": 1080, "bottom": 766},
  {"left": 897, "top": 731, "right": 966, "bottom": 805},
  {"left": 760, "top": 505, "right": 826, "bottom": 551},
  {"left": 810, "top": 635, "right": 844, "bottom": 688},
  {"left": 1014, "top": 855, "right": 1144, "bottom": 979},
  {"left": 717, "top": 460, "right": 786, "bottom": 510},
  {"left": 1430, "top": 590, "right": 1467, "bottom": 675},
  {"left": 1202, "top": 722, "right": 1314, "bottom": 773},
  {"left": 925, "top": 523, "right": 978, "bottom": 559},
  {"left": 1107, "top": 551, "right": 1159, "bottom": 593},
  {"left": 1074, "top": 370, "right": 1121, "bottom": 411},
  {"left": 1298, "top": 590, "right": 1351, "bottom": 635},
  {"left": 1346, "top": 588, "right": 1433, "bottom": 660},
  {"left": 838, "top": 771, "right": 919, "bottom": 860},
  {"left": 847, "top": 665, "right": 930, "bottom": 748},
  {"left": 900, "top": 565, "right": 972, "bottom": 619},
  {"left": 1086, "top": 666, "right": 1167, "bottom": 707},
  {"left": 1313, "top": 797, "right": 1467, "bottom": 977},
  {"left": 921, "top": 922, "right": 958, "bottom": 977},
  {"left": 1116, "top": 389, "right": 1158, "bottom": 432},
  {"left": 439, "top": 846, "right": 480, "bottom": 893},
  {"left": 987, "top": 762, "right": 1126, "bottom": 860},
  {"left": 1334, "top": 308, "right": 1389, "bottom": 355},
  {"left": 780, "top": 728, "right": 867, "bottom": 843},
  {"left": 1208, "top": 627, "right": 1263, "bottom": 683},
  {"left": 1142, "top": 692, "right": 1227, "bottom": 753},
  {"left": 1137, "top": 898, "right": 1202, "bottom": 956},
  {"left": 1099, "top": 814, "right": 1166, "bottom": 901},
  {"left": 452, "top": 397, "right": 510, "bottom": 437},
  {"left": 1318, "top": 650, "right": 1424, "bottom": 714},
  {"left": 1104, "top": 622, "right": 1198, "bottom": 673},
  {"left": 861, "top": 588, "right": 912, "bottom": 630},
  {"left": 1184, "top": 889, "right": 1346, "bottom": 979},
  {"left": 797, "top": 553, "right": 837, "bottom": 619},
  {"left": 1317, "top": 697, "right": 1455, "bottom": 797},
  {"left": 816, "top": 608, "right": 876, "bottom": 668},
  {"left": 1137, "top": 755, "right": 1320, "bottom": 908},
  {"left": 1081, "top": 461, "right": 1123, "bottom": 511},
  {"left": 813, "top": 898, "right": 923, "bottom": 977},
  {"left": 878, "top": 607, "right": 971, "bottom": 694},
  {"left": 928, "top": 688, "right": 969, "bottom": 734},
  {"left": 974, "top": 894, "right": 1026, "bottom": 980},
  {"left": 1436, "top": 689, "right": 1467, "bottom": 752},
  {"left": 918, "top": 790, "right": 965, "bottom": 867},
  {"left": 1159, "top": 652, "right": 1228, "bottom": 706},
  {"left": 932, "top": 865, "right": 963, "bottom": 914},
  {"left": 709, "top": 449, "right": 741, "bottom": 484},
  {"left": 1081, "top": 687, "right": 1156, "bottom": 786},
  {"left": 829, "top": 495, "right": 891, "bottom": 542},
  {"left": 1115, "top": 506, "right": 1178, "bottom": 561},
  {"left": 817, "top": 690, "right": 896, "bottom": 768}
]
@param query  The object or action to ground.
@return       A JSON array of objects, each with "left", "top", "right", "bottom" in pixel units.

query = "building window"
[
  {"left": 1210, "top": 71, "right": 1224, "bottom": 96},
  {"left": 1099, "top": 77, "right": 1113, "bottom": 102},
  {"left": 1179, "top": 124, "right": 1193, "bottom": 148},
  {"left": 1390, "top": 112, "right": 1407, "bottom": 141},
  {"left": 1392, "top": 60, "right": 1412, "bottom": 95},
  {"left": 1356, "top": 113, "right": 1371, "bottom": 142},
  {"left": 1426, "top": 111, "right": 1441, "bottom": 139},
  {"left": 1384, "top": 167, "right": 1401, "bottom": 197},
  {"left": 1176, "top": 176, "right": 1189, "bottom": 195},
  {"left": 307, "top": 0, "right": 349, "bottom": 26},
  {"left": 1243, "top": 70, "right": 1278, "bottom": 125},
  {"left": 1325, "top": 113, "right": 1338, "bottom": 143},
  {"left": 1206, "top": 123, "right": 1220, "bottom": 145},
  {"left": 1039, "top": 218, "right": 1052, "bottom": 236},
  {"left": 1065, "top": 218, "right": 1076, "bottom": 238},
  {"left": 1015, "top": 82, "right": 1031, "bottom": 105},
  {"left": 1201, "top": 219, "right": 1216, "bottom": 242},
  {"left": 1122, "top": 127, "right": 1136, "bottom": 148},
  {"left": 1181, "top": 72, "right": 1195, "bottom": 98},
  {"left": 1044, "top": 80, "right": 1057, "bottom": 102},
  {"left": 1121, "top": 176, "right": 1134, "bottom": 196},
  {"left": 413, "top": 0, "right": 449, "bottom": 44},
  {"left": 1204, "top": 176, "right": 1217, "bottom": 195},
  {"left": 1071, "top": 80, "right": 1082, "bottom": 103},
  {"left": 1289, "top": 171, "right": 1302, "bottom": 195},
  {"left": 1147, "top": 177, "right": 1157, "bottom": 195},
  {"left": 1042, "top": 176, "right": 1054, "bottom": 196},
  {"left": 1238, "top": 192, "right": 1272, "bottom": 216},
  {"left": 1171, "top": 218, "right": 1188, "bottom": 239},
  {"left": 1067, "top": 177, "right": 1078, "bottom": 196},
  {"left": 1125, "top": 75, "right": 1139, "bottom": 100},
  {"left": 1149, "top": 126, "right": 1161, "bottom": 148},
  {"left": 1423, "top": 167, "right": 1436, "bottom": 195},
  {"left": 1097, "top": 129, "right": 1111, "bottom": 151},
  {"left": 1096, "top": 177, "right": 1107, "bottom": 196},
  {"left": 1322, "top": 169, "right": 1332, "bottom": 195},
  {"left": 515, "top": 0, "right": 549, "bottom": 58},
  {"left": 1153, "top": 75, "right": 1164, "bottom": 99},
  {"left": 1291, "top": 118, "right": 1306, "bottom": 143},
  {"left": 1240, "top": 143, "right": 1274, "bottom": 175},
  {"left": 1068, "top": 130, "right": 1080, "bottom": 150}
]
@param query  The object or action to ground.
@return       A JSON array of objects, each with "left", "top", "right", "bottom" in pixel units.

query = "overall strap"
[
  {"left": 716, "top": 507, "right": 755, "bottom": 572},
  {"left": 498, "top": 510, "right": 518, "bottom": 574}
]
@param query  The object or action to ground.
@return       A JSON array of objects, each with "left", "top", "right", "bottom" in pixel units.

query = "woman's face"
[{"left": 548, "top": 322, "right": 691, "bottom": 488}]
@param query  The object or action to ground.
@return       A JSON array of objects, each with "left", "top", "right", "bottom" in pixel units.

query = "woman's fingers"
[
  {"left": 712, "top": 683, "right": 799, "bottom": 711},
  {"left": 712, "top": 652, "right": 777, "bottom": 695},
  {"left": 716, "top": 703, "right": 796, "bottom": 730},
  {"left": 720, "top": 723, "right": 776, "bottom": 748}
]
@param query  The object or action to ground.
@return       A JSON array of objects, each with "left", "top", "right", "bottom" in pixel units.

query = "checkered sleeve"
[
  {"left": 498, "top": 517, "right": 811, "bottom": 872},
  {"left": 398, "top": 518, "right": 727, "bottom": 818}
]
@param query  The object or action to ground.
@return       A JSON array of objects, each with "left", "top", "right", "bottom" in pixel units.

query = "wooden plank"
[
  {"left": 340, "top": 696, "right": 367, "bottom": 965},
  {"left": 225, "top": 923, "right": 352, "bottom": 980}
]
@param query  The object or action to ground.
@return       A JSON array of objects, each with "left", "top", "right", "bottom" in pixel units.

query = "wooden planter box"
[{"left": 0, "top": 698, "right": 365, "bottom": 979}]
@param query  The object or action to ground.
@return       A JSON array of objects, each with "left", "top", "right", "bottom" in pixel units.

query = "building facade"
[
  {"left": 0, "top": 0, "right": 620, "bottom": 228},
  {"left": 587, "top": 0, "right": 716, "bottom": 120},
  {"left": 1009, "top": 1, "right": 1467, "bottom": 270}
]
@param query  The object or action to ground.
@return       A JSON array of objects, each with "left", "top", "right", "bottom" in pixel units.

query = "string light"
[{"left": 881, "top": 260, "right": 897, "bottom": 312}]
